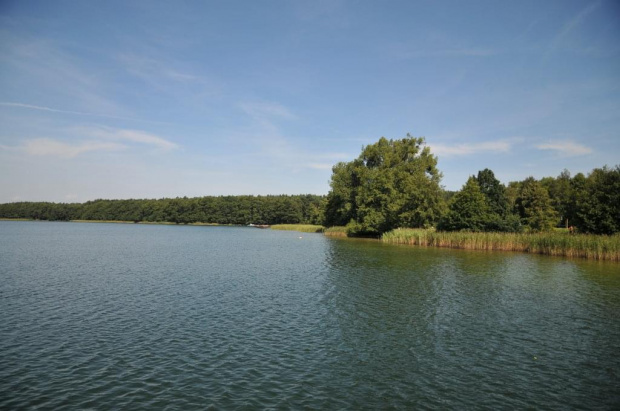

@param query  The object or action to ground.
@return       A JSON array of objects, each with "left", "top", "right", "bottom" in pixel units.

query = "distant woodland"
[
  {"left": 2, "top": 136, "right": 619, "bottom": 235},
  {"left": 0, "top": 195, "right": 324, "bottom": 226}
]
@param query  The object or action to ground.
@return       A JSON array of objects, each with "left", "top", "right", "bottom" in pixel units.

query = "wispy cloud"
[
  {"left": 1, "top": 36, "right": 122, "bottom": 115},
  {"left": 0, "top": 101, "right": 153, "bottom": 122},
  {"left": 23, "top": 138, "right": 126, "bottom": 158},
  {"left": 429, "top": 140, "right": 512, "bottom": 157},
  {"left": 1, "top": 126, "right": 178, "bottom": 158},
  {"left": 555, "top": 1, "right": 601, "bottom": 45},
  {"left": 545, "top": 0, "right": 602, "bottom": 59},
  {"left": 78, "top": 126, "right": 179, "bottom": 150},
  {"left": 536, "top": 141, "right": 592, "bottom": 157},
  {"left": 118, "top": 53, "right": 220, "bottom": 97}
]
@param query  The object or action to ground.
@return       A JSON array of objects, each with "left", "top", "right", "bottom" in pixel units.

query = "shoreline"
[{"left": 2, "top": 219, "right": 618, "bottom": 261}]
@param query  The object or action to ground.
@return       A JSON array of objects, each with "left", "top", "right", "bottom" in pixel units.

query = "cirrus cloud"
[
  {"left": 429, "top": 140, "right": 513, "bottom": 157},
  {"left": 535, "top": 141, "right": 592, "bottom": 156},
  {"left": 23, "top": 138, "right": 126, "bottom": 158}
]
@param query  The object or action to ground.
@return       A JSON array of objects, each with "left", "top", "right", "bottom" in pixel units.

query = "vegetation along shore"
[{"left": 2, "top": 135, "right": 618, "bottom": 260}]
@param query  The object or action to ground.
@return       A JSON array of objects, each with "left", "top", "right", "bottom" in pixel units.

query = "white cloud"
[
  {"left": 74, "top": 126, "right": 178, "bottom": 150},
  {"left": 2, "top": 126, "right": 178, "bottom": 159},
  {"left": 535, "top": 141, "right": 592, "bottom": 156},
  {"left": 0, "top": 101, "right": 143, "bottom": 122},
  {"left": 429, "top": 140, "right": 512, "bottom": 157},
  {"left": 23, "top": 138, "right": 126, "bottom": 158}
]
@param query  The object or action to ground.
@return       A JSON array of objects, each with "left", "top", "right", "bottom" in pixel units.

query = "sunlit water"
[{"left": 1, "top": 221, "right": 619, "bottom": 409}]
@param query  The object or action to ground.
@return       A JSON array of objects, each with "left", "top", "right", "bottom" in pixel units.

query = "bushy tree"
[
  {"left": 475, "top": 168, "right": 509, "bottom": 217},
  {"left": 324, "top": 135, "right": 446, "bottom": 235},
  {"left": 515, "top": 177, "right": 558, "bottom": 231},
  {"left": 439, "top": 175, "right": 520, "bottom": 232},
  {"left": 438, "top": 177, "right": 491, "bottom": 231},
  {"left": 575, "top": 166, "right": 620, "bottom": 234}
]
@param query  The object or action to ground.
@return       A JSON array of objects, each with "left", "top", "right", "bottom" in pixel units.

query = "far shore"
[
  {"left": 2, "top": 219, "right": 618, "bottom": 261},
  {"left": 0, "top": 218, "right": 234, "bottom": 226}
]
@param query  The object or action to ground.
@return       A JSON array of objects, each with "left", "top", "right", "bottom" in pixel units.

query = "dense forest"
[
  {"left": 1, "top": 136, "right": 618, "bottom": 235},
  {"left": 322, "top": 136, "right": 619, "bottom": 236},
  {"left": 0, "top": 195, "right": 324, "bottom": 226}
]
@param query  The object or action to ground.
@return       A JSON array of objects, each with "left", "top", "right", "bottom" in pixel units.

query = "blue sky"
[{"left": 1, "top": 0, "right": 619, "bottom": 202}]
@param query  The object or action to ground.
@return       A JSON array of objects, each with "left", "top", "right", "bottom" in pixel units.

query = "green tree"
[
  {"left": 475, "top": 168, "right": 509, "bottom": 217},
  {"left": 540, "top": 169, "right": 572, "bottom": 228},
  {"left": 575, "top": 166, "right": 620, "bottom": 234},
  {"left": 324, "top": 135, "right": 446, "bottom": 235},
  {"left": 438, "top": 177, "right": 492, "bottom": 231},
  {"left": 515, "top": 177, "right": 558, "bottom": 231}
]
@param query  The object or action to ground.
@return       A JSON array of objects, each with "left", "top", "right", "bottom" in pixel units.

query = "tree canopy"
[
  {"left": 1, "top": 133, "right": 618, "bottom": 236},
  {"left": 439, "top": 173, "right": 520, "bottom": 232},
  {"left": 323, "top": 135, "right": 446, "bottom": 235}
]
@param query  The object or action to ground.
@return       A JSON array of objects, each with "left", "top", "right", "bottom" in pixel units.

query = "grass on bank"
[
  {"left": 381, "top": 228, "right": 620, "bottom": 261},
  {"left": 323, "top": 226, "right": 348, "bottom": 237},
  {"left": 270, "top": 224, "right": 324, "bottom": 233}
]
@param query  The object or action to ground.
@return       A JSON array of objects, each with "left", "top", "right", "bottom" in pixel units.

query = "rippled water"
[{"left": 1, "top": 221, "right": 619, "bottom": 409}]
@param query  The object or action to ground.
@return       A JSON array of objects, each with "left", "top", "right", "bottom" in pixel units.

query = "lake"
[{"left": 1, "top": 221, "right": 619, "bottom": 409}]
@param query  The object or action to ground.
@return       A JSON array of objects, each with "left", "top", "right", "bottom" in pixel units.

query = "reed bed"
[
  {"left": 381, "top": 228, "right": 620, "bottom": 261},
  {"left": 270, "top": 224, "right": 325, "bottom": 233},
  {"left": 323, "top": 226, "right": 348, "bottom": 237}
]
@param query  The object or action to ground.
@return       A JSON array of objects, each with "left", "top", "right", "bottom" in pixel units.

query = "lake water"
[{"left": 1, "top": 221, "right": 619, "bottom": 409}]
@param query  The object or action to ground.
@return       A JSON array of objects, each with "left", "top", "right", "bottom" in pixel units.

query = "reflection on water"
[{"left": 1, "top": 222, "right": 619, "bottom": 409}]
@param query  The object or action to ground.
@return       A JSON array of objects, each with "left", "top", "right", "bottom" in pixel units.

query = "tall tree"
[
  {"left": 474, "top": 168, "right": 509, "bottom": 217},
  {"left": 575, "top": 166, "right": 620, "bottom": 234},
  {"left": 323, "top": 135, "right": 446, "bottom": 235},
  {"left": 515, "top": 177, "right": 558, "bottom": 231},
  {"left": 438, "top": 177, "right": 491, "bottom": 231}
]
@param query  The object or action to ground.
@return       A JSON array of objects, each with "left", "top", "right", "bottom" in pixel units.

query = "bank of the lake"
[
  {"left": 382, "top": 228, "right": 620, "bottom": 261},
  {"left": 4, "top": 219, "right": 619, "bottom": 261},
  {"left": 273, "top": 224, "right": 620, "bottom": 261},
  {"left": 270, "top": 224, "right": 324, "bottom": 233}
]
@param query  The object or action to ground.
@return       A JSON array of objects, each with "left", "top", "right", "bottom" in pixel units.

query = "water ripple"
[{"left": 1, "top": 222, "right": 620, "bottom": 409}]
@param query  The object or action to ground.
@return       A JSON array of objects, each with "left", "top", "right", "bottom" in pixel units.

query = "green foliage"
[
  {"left": 439, "top": 171, "right": 520, "bottom": 232},
  {"left": 540, "top": 169, "right": 572, "bottom": 227},
  {"left": 475, "top": 168, "right": 510, "bottom": 217},
  {"left": 323, "top": 226, "right": 348, "bottom": 237},
  {"left": 438, "top": 177, "right": 492, "bottom": 231},
  {"left": 515, "top": 177, "right": 558, "bottom": 232},
  {"left": 0, "top": 195, "right": 325, "bottom": 226},
  {"left": 324, "top": 135, "right": 446, "bottom": 235},
  {"left": 270, "top": 224, "right": 324, "bottom": 233},
  {"left": 574, "top": 166, "right": 620, "bottom": 235},
  {"left": 382, "top": 228, "right": 620, "bottom": 261}
]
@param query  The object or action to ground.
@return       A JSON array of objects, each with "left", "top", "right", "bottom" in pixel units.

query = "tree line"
[
  {"left": 0, "top": 195, "right": 323, "bottom": 226},
  {"left": 322, "top": 136, "right": 620, "bottom": 236},
  {"left": 1, "top": 136, "right": 618, "bottom": 235}
]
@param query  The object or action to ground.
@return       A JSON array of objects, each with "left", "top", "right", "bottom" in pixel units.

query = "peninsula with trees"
[{"left": 2, "top": 136, "right": 619, "bottom": 260}]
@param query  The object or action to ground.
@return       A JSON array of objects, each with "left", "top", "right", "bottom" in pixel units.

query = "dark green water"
[{"left": 1, "top": 221, "right": 619, "bottom": 409}]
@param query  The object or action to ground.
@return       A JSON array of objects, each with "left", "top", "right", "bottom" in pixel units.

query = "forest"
[
  {"left": 323, "top": 136, "right": 619, "bottom": 236},
  {"left": 1, "top": 136, "right": 618, "bottom": 236},
  {"left": 0, "top": 195, "right": 323, "bottom": 226}
]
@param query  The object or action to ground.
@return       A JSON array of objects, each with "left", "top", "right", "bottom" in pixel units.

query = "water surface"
[{"left": 1, "top": 221, "right": 619, "bottom": 409}]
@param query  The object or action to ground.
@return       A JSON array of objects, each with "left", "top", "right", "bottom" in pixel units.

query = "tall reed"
[
  {"left": 270, "top": 224, "right": 325, "bottom": 233},
  {"left": 381, "top": 229, "right": 620, "bottom": 261},
  {"left": 323, "top": 226, "right": 348, "bottom": 237}
]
